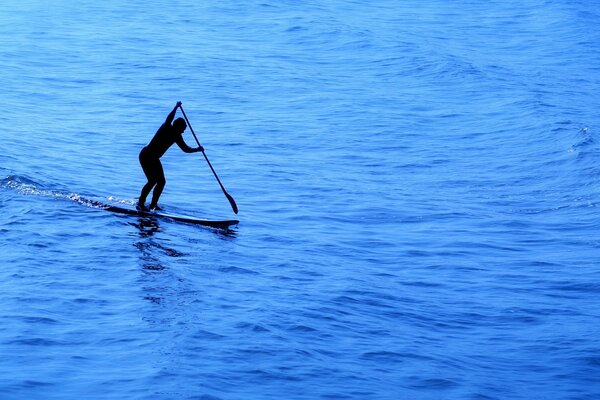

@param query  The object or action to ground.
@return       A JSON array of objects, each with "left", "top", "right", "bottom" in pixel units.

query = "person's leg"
[
  {"left": 139, "top": 181, "right": 155, "bottom": 207},
  {"left": 149, "top": 161, "right": 166, "bottom": 210},
  {"left": 138, "top": 149, "right": 157, "bottom": 208}
]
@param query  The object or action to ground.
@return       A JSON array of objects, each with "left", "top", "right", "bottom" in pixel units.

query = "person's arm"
[
  {"left": 165, "top": 101, "right": 182, "bottom": 125},
  {"left": 175, "top": 135, "right": 204, "bottom": 153}
]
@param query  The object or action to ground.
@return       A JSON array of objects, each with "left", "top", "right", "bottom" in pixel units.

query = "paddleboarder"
[{"left": 137, "top": 102, "right": 203, "bottom": 211}]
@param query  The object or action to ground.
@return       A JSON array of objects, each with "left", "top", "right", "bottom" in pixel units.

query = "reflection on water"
[
  {"left": 130, "top": 217, "right": 181, "bottom": 306},
  {"left": 131, "top": 217, "right": 161, "bottom": 238},
  {"left": 130, "top": 217, "right": 185, "bottom": 273},
  {"left": 130, "top": 216, "right": 237, "bottom": 308}
]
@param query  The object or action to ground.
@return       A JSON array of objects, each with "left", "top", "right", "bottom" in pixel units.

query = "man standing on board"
[{"left": 137, "top": 101, "right": 203, "bottom": 211}]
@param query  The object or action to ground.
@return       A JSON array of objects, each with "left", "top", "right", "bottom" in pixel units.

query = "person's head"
[{"left": 173, "top": 117, "right": 187, "bottom": 133}]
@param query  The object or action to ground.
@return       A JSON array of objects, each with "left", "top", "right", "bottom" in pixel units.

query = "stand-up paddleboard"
[{"left": 70, "top": 195, "right": 239, "bottom": 230}]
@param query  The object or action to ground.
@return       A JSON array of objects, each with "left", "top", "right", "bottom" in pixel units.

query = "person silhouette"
[{"left": 137, "top": 102, "right": 203, "bottom": 211}]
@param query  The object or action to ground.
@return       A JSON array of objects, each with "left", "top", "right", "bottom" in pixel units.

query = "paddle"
[{"left": 178, "top": 104, "right": 239, "bottom": 214}]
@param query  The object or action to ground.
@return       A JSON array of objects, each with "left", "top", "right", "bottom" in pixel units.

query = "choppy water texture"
[{"left": 1, "top": 1, "right": 600, "bottom": 399}]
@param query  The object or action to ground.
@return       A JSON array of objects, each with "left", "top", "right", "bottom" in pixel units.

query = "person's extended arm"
[
  {"left": 165, "top": 101, "right": 182, "bottom": 125},
  {"left": 175, "top": 135, "right": 204, "bottom": 153}
]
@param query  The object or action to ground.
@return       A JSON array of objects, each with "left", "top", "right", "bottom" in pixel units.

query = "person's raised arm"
[{"left": 165, "top": 101, "right": 182, "bottom": 125}]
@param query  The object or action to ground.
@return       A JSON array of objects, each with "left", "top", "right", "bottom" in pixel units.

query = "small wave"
[
  {"left": 361, "top": 351, "right": 407, "bottom": 363},
  {"left": 1, "top": 174, "right": 134, "bottom": 212},
  {"left": 1, "top": 174, "right": 45, "bottom": 192},
  {"left": 409, "top": 378, "right": 460, "bottom": 390},
  {"left": 1, "top": 174, "right": 39, "bottom": 186},
  {"left": 236, "top": 322, "right": 271, "bottom": 333},
  {"left": 217, "top": 266, "right": 258, "bottom": 275},
  {"left": 288, "top": 324, "right": 318, "bottom": 333},
  {"left": 1, "top": 174, "right": 71, "bottom": 200},
  {"left": 193, "top": 329, "right": 227, "bottom": 340},
  {"left": 8, "top": 337, "right": 62, "bottom": 346},
  {"left": 552, "top": 282, "right": 600, "bottom": 293},
  {"left": 10, "top": 316, "right": 60, "bottom": 325}
]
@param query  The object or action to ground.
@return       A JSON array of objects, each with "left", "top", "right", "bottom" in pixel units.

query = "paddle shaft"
[{"left": 178, "top": 105, "right": 239, "bottom": 214}]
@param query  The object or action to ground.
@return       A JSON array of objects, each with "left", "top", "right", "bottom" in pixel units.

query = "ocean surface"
[{"left": 1, "top": 1, "right": 599, "bottom": 399}]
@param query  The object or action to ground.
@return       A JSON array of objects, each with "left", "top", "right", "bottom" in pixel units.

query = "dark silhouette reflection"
[
  {"left": 130, "top": 215, "right": 237, "bottom": 306},
  {"left": 130, "top": 217, "right": 185, "bottom": 273},
  {"left": 131, "top": 216, "right": 161, "bottom": 237},
  {"left": 130, "top": 217, "right": 180, "bottom": 305},
  {"left": 214, "top": 226, "right": 238, "bottom": 239}
]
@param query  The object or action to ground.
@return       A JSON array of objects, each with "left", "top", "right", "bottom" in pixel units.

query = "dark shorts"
[{"left": 139, "top": 147, "right": 165, "bottom": 184}]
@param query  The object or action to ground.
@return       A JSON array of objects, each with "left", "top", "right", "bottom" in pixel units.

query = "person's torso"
[{"left": 146, "top": 123, "right": 181, "bottom": 158}]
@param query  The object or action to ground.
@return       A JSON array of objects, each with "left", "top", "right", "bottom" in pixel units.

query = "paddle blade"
[{"left": 226, "top": 191, "right": 239, "bottom": 214}]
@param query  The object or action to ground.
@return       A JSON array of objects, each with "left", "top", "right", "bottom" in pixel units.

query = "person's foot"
[
  {"left": 149, "top": 204, "right": 163, "bottom": 211},
  {"left": 136, "top": 202, "right": 149, "bottom": 211}
]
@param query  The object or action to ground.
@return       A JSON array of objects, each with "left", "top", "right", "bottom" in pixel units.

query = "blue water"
[{"left": 1, "top": 1, "right": 600, "bottom": 399}]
